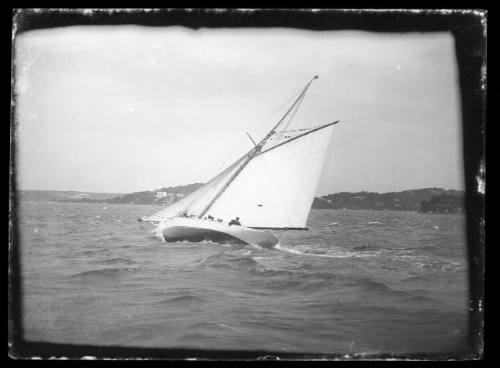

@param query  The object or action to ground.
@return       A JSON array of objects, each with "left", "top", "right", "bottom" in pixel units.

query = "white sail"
[
  {"left": 143, "top": 76, "right": 338, "bottom": 231},
  {"left": 182, "top": 159, "right": 246, "bottom": 217},
  {"left": 141, "top": 150, "right": 251, "bottom": 222},
  {"left": 205, "top": 124, "right": 335, "bottom": 228}
]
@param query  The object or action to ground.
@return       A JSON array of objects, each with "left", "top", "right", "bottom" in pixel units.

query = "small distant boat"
[{"left": 140, "top": 76, "right": 340, "bottom": 247}]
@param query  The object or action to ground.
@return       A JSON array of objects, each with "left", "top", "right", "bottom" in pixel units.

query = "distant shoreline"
[
  {"left": 18, "top": 200, "right": 468, "bottom": 215},
  {"left": 17, "top": 186, "right": 465, "bottom": 214}
]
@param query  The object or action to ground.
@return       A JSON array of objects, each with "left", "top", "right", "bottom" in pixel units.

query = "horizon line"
[{"left": 16, "top": 186, "right": 465, "bottom": 196}]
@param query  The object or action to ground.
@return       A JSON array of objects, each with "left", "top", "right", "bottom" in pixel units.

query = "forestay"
[
  {"left": 142, "top": 75, "right": 339, "bottom": 229},
  {"left": 141, "top": 151, "right": 250, "bottom": 222}
]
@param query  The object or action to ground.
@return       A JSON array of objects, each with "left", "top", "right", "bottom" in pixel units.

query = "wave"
[
  {"left": 79, "top": 248, "right": 110, "bottom": 255},
  {"left": 227, "top": 249, "right": 253, "bottom": 257},
  {"left": 70, "top": 267, "right": 138, "bottom": 279},
  {"left": 275, "top": 243, "right": 337, "bottom": 258},
  {"left": 382, "top": 253, "right": 464, "bottom": 272},
  {"left": 249, "top": 256, "right": 338, "bottom": 287},
  {"left": 402, "top": 275, "right": 431, "bottom": 282},
  {"left": 347, "top": 277, "right": 395, "bottom": 293},
  {"left": 420, "top": 245, "right": 436, "bottom": 251},
  {"left": 251, "top": 264, "right": 295, "bottom": 278},
  {"left": 401, "top": 294, "right": 446, "bottom": 306},
  {"left": 155, "top": 294, "right": 207, "bottom": 306},
  {"left": 343, "top": 278, "right": 450, "bottom": 307},
  {"left": 440, "top": 262, "right": 466, "bottom": 272},
  {"left": 271, "top": 244, "right": 465, "bottom": 274},
  {"left": 275, "top": 244, "right": 380, "bottom": 259},
  {"left": 274, "top": 243, "right": 306, "bottom": 255},
  {"left": 248, "top": 243, "right": 265, "bottom": 251},
  {"left": 351, "top": 245, "right": 382, "bottom": 252},
  {"left": 212, "top": 256, "right": 258, "bottom": 270},
  {"left": 100, "top": 257, "right": 137, "bottom": 265}
]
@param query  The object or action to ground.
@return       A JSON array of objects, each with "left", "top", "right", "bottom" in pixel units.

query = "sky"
[{"left": 14, "top": 26, "right": 464, "bottom": 195}]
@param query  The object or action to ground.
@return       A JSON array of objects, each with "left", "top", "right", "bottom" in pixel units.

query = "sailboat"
[{"left": 140, "top": 76, "right": 339, "bottom": 248}]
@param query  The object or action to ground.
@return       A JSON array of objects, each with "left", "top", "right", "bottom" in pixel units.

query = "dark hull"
[
  {"left": 162, "top": 226, "right": 247, "bottom": 245},
  {"left": 158, "top": 218, "right": 279, "bottom": 248}
]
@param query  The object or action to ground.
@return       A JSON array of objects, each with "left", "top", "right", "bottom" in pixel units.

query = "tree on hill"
[
  {"left": 419, "top": 193, "right": 464, "bottom": 213},
  {"left": 313, "top": 188, "right": 463, "bottom": 212}
]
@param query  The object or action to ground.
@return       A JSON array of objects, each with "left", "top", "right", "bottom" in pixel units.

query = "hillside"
[
  {"left": 106, "top": 183, "right": 204, "bottom": 205},
  {"left": 419, "top": 193, "right": 464, "bottom": 213},
  {"left": 17, "top": 184, "right": 205, "bottom": 205},
  {"left": 312, "top": 188, "right": 464, "bottom": 212},
  {"left": 18, "top": 186, "right": 464, "bottom": 213},
  {"left": 17, "top": 190, "right": 123, "bottom": 202}
]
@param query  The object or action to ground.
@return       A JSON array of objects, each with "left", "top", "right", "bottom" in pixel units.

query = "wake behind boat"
[{"left": 140, "top": 76, "right": 340, "bottom": 247}]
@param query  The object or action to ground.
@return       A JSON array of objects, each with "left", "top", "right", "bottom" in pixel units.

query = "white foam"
[
  {"left": 216, "top": 322, "right": 242, "bottom": 332},
  {"left": 249, "top": 243, "right": 264, "bottom": 250},
  {"left": 231, "top": 249, "right": 252, "bottom": 256},
  {"left": 211, "top": 241, "right": 232, "bottom": 247},
  {"left": 275, "top": 244, "right": 342, "bottom": 258},
  {"left": 275, "top": 243, "right": 383, "bottom": 259},
  {"left": 151, "top": 227, "right": 165, "bottom": 242},
  {"left": 275, "top": 243, "right": 303, "bottom": 255}
]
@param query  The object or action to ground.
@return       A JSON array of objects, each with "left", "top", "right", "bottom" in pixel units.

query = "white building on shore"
[{"left": 156, "top": 191, "right": 167, "bottom": 199}]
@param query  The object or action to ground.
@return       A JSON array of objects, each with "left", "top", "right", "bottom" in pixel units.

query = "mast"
[{"left": 197, "top": 75, "right": 319, "bottom": 219}]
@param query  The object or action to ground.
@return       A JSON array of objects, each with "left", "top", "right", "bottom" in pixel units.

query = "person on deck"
[{"left": 229, "top": 217, "right": 241, "bottom": 226}]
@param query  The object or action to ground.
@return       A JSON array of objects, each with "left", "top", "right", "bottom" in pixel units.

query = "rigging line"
[
  {"left": 214, "top": 81, "right": 309, "bottom": 177},
  {"left": 197, "top": 76, "right": 319, "bottom": 218},
  {"left": 223, "top": 79, "right": 312, "bottom": 174},
  {"left": 175, "top": 172, "right": 232, "bottom": 217},
  {"left": 257, "top": 76, "right": 318, "bottom": 147},
  {"left": 177, "top": 150, "right": 252, "bottom": 217},
  {"left": 198, "top": 81, "right": 306, "bottom": 180},
  {"left": 196, "top": 148, "right": 257, "bottom": 218},
  {"left": 153, "top": 171, "right": 225, "bottom": 219},
  {"left": 147, "top": 149, "right": 251, "bottom": 221},
  {"left": 246, "top": 132, "right": 257, "bottom": 147},
  {"left": 279, "top": 88, "right": 307, "bottom": 133},
  {"left": 258, "top": 121, "right": 340, "bottom": 157},
  {"left": 249, "top": 82, "right": 310, "bottom": 141},
  {"left": 196, "top": 135, "right": 248, "bottom": 184}
]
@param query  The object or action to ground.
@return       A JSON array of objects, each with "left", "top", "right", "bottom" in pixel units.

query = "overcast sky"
[{"left": 14, "top": 26, "right": 463, "bottom": 195}]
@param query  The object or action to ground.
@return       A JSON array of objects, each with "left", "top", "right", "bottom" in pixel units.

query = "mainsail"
[
  {"left": 205, "top": 123, "right": 335, "bottom": 228},
  {"left": 142, "top": 76, "right": 339, "bottom": 229}
]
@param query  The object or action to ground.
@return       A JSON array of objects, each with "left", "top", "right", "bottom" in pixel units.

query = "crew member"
[{"left": 229, "top": 217, "right": 241, "bottom": 226}]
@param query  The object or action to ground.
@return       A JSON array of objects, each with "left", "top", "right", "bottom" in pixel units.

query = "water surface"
[{"left": 18, "top": 202, "right": 468, "bottom": 355}]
